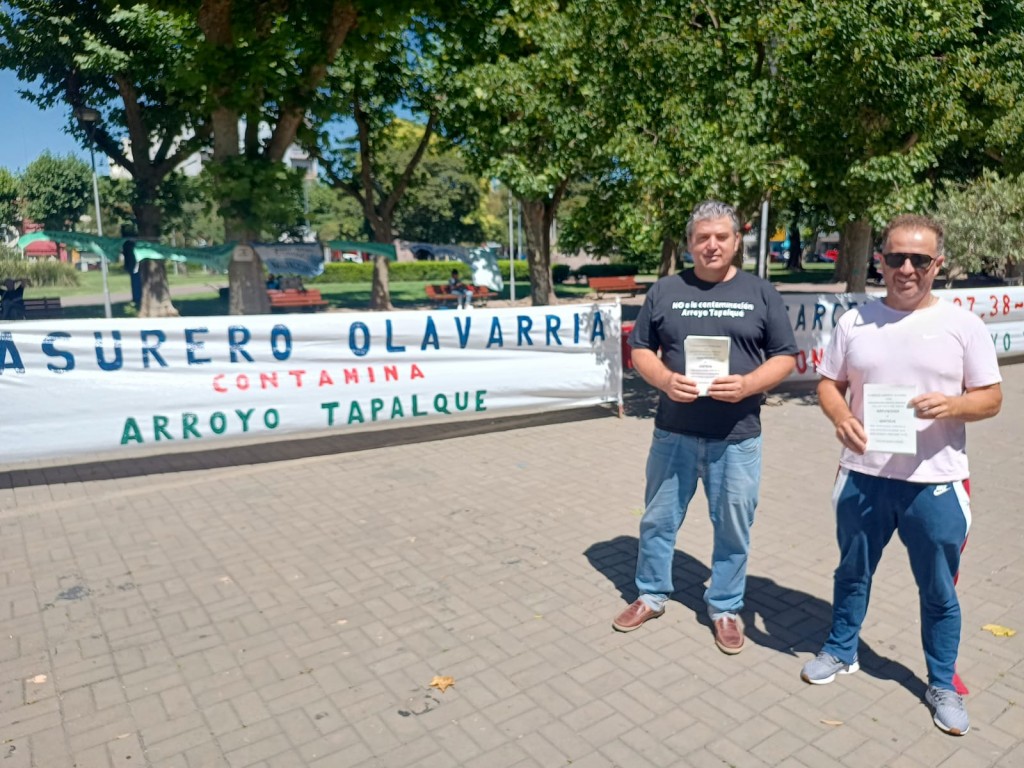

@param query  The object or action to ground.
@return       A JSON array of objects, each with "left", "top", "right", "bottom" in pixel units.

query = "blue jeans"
[
  {"left": 822, "top": 469, "right": 970, "bottom": 690},
  {"left": 635, "top": 428, "right": 762, "bottom": 619}
]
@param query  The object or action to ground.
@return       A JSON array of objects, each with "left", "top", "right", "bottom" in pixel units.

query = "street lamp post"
[{"left": 74, "top": 106, "right": 112, "bottom": 319}]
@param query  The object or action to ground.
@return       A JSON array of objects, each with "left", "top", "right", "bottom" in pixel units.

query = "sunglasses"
[{"left": 882, "top": 252, "right": 935, "bottom": 270}]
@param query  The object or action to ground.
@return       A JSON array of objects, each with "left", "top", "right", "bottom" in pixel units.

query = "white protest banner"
[
  {"left": 0, "top": 304, "right": 621, "bottom": 465},
  {"left": 781, "top": 286, "right": 1024, "bottom": 381}
]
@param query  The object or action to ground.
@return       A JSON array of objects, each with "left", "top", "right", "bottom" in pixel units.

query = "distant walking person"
[
  {"left": 0, "top": 277, "right": 26, "bottom": 320},
  {"left": 801, "top": 214, "right": 1002, "bottom": 736},
  {"left": 611, "top": 200, "right": 797, "bottom": 654},
  {"left": 448, "top": 269, "right": 473, "bottom": 309}
]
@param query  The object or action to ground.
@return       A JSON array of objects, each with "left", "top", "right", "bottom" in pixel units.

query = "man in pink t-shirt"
[{"left": 800, "top": 214, "right": 1002, "bottom": 737}]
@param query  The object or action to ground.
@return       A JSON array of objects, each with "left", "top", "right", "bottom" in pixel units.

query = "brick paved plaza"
[{"left": 0, "top": 362, "right": 1021, "bottom": 767}]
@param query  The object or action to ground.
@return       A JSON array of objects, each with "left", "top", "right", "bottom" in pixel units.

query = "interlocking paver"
[{"left": 0, "top": 360, "right": 1021, "bottom": 766}]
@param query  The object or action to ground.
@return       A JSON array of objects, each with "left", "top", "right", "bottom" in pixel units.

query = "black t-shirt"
[{"left": 628, "top": 269, "right": 797, "bottom": 439}]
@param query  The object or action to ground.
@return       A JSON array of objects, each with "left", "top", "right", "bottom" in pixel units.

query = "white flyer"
[
  {"left": 863, "top": 383, "right": 917, "bottom": 455},
  {"left": 684, "top": 335, "right": 731, "bottom": 396}
]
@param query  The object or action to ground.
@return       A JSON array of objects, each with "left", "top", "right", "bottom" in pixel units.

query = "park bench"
[
  {"left": 267, "top": 288, "right": 329, "bottom": 312},
  {"left": 21, "top": 296, "right": 64, "bottom": 320},
  {"left": 588, "top": 275, "right": 648, "bottom": 297},
  {"left": 424, "top": 284, "right": 494, "bottom": 307}
]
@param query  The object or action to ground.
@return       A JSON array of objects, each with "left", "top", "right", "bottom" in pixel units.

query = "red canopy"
[{"left": 25, "top": 239, "right": 59, "bottom": 257}]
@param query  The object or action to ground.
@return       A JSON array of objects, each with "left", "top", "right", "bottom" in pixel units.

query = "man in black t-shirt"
[{"left": 612, "top": 200, "right": 797, "bottom": 655}]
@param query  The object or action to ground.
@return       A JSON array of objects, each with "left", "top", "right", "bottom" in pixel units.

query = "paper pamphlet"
[
  {"left": 684, "top": 335, "right": 731, "bottom": 396},
  {"left": 863, "top": 383, "right": 917, "bottom": 455}
]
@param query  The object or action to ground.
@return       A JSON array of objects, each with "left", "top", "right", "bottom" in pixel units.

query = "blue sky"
[{"left": 1, "top": 70, "right": 89, "bottom": 172}]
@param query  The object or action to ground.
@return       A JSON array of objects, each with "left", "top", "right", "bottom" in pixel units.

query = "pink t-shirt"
[{"left": 818, "top": 298, "right": 1001, "bottom": 482}]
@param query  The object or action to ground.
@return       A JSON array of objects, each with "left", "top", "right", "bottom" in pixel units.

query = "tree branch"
[
  {"left": 268, "top": 1, "right": 358, "bottom": 161},
  {"left": 314, "top": 147, "right": 365, "bottom": 205},
  {"left": 381, "top": 111, "right": 437, "bottom": 220},
  {"left": 354, "top": 93, "right": 378, "bottom": 226},
  {"left": 153, "top": 124, "right": 213, "bottom": 179}
]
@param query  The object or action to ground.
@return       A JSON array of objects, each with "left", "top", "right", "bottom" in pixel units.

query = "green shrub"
[
  {"left": 495, "top": 260, "right": 528, "bottom": 280},
  {"left": 310, "top": 260, "right": 473, "bottom": 284},
  {"left": 0, "top": 256, "right": 81, "bottom": 288},
  {"left": 495, "top": 260, "right": 568, "bottom": 282},
  {"left": 309, "top": 259, "right": 572, "bottom": 284}
]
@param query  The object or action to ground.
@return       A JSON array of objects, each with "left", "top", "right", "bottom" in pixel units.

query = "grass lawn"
[
  {"left": 42, "top": 262, "right": 839, "bottom": 320},
  {"left": 49, "top": 276, "right": 596, "bottom": 319},
  {"left": 48, "top": 268, "right": 220, "bottom": 298}
]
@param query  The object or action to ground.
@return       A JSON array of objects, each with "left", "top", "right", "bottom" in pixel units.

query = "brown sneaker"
[
  {"left": 713, "top": 615, "right": 745, "bottom": 654},
  {"left": 612, "top": 599, "right": 664, "bottom": 632}
]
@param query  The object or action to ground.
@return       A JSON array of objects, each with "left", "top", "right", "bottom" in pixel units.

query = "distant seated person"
[
  {"left": 266, "top": 274, "right": 281, "bottom": 290},
  {"left": 448, "top": 269, "right": 473, "bottom": 309},
  {"left": 280, "top": 275, "right": 306, "bottom": 292},
  {"left": 0, "top": 277, "right": 27, "bottom": 321},
  {"left": 867, "top": 258, "right": 882, "bottom": 284}
]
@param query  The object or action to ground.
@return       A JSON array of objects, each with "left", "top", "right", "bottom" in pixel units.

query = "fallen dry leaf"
[
  {"left": 982, "top": 624, "right": 1016, "bottom": 637},
  {"left": 429, "top": 675, "right": 455, "bottom": 693},
  {"left": 820, "top": 719, "right": 843, "bottom": 726}
]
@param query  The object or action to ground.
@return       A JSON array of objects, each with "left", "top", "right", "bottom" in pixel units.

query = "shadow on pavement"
[
  {"left": 584, "top": 534, "right": 926, "bottom": 698},
  {"left": 1, "top": 405, "right": 617, "bottom": 489},
  {"left": 622, "top": 370, "right": 659, "bottom": 420},
  {"left": 623, "top": 369, "right": 822, "bottom": 419}
]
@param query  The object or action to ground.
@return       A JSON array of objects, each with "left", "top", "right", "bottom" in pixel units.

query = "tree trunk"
[
  {"left": 521, "top": 199, "right": 556, "bottom": 305},
  {"left": 843, "top": 218, "right": 872, "bottom": 293},
  {"left": 227, "top": 240, "right": 270, "bottom": 315},
  {"left": 370, "top": 255, "right": 393, "bottom": 310},
  {"left": 658, "top": 236, "right": 676, "bottom": 277},
  {"left": 138, "top": 261, "right": 179, "bottom": 317},
  {"left": 133, "top": 200, "right": 179, "bottom": 317},
  {"left": 732, "top": 205, "right": 751, "bottom": 270},
  {"left": 367, "top": 211, "right": 394, "bottom": 311},
  {"left": 674, "top": 240, "right": 686, "bottom": 273},
  {"left": 835, "top": 227, "right": 850, "bottom": 283},
  {"left": 786, "top": 219, "right": 803, "bottom": 271}
]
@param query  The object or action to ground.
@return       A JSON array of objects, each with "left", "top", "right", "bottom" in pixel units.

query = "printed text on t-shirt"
[{"left": 672, "top": 300, "right": 755, "bottom": 319}]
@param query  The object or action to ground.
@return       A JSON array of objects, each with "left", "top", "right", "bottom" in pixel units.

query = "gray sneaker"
[
  {"left": 800, "top": 651, "right": 860, "bottom": 684},
  {"left": 925, "top": 685, "right": 970, "bottom": 735}
]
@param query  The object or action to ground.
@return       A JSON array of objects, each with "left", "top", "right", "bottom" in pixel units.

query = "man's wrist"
[{"left": 833, "top": 412, "right": 856, "bottom": 429}]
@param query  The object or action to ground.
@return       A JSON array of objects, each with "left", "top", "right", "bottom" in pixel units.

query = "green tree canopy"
[
  {"left": 151, "top": 0, "right": 369, "bottom": 314},
  {"left": 554, "top": 0, "right": 798, "bottom": 275},
  {"left": 19, "top": 152, "right": 92, "bottom": 231},
  {"left": 307, "top": 182, "right": 367, "bottom": 242},
  {"left": 447, "top": 0, "right": 615, "bottom": 304},
  {"left": 934, "top": 170, "right": 1024, "bottom": 278},
  {"left": 391, "top": 133, "right": 486, "bottom": 245},
  {"left": 0, "top": 0, "right": 212, "bottom": 316},
  {"left": 0, "top": 168, "right": 19, "bottom": 237},
  {"left": 771, "top": 0, "right": 982, "bottom": 289}
]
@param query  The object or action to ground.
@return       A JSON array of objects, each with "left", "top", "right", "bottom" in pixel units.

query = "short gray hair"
[
  {"left": 881, "top": 214, "right": 945, "bottom": 255},
  {"left": 686, "top": 200, "right": 740, "bottom": 240}
]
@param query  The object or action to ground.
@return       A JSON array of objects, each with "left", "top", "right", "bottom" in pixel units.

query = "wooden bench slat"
[
  {"left": 267, "top": 289, "right": 328, "bottom": 311},
  {"left": 587, "top": 276, "right": 648, "bottom": 297},
  {"left": 18, "top": 297, "right": 64, "bottom": 320},
  {"left": 425, "top": 285, "right": 493, "bottom": 306}
]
